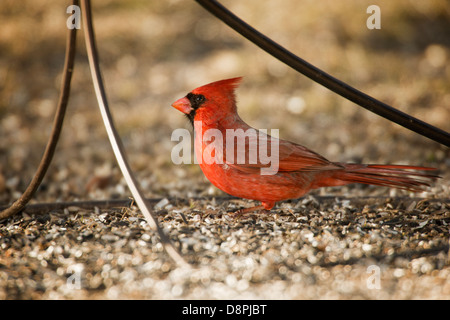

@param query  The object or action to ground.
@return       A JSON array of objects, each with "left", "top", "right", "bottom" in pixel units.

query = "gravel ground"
[
  {"left": 1, "top": 0, "right": 449, "bottom": 299},
  {"left": 1, "top": 196, "right": 449, "bottom": 299}
]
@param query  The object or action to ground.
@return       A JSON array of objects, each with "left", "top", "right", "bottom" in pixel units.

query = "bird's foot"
[{"left": 228, "top": 205, "right": 267, "bottom": 218}]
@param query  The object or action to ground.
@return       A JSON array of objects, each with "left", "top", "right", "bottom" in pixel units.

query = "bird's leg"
[
  {"left": 228, "top": 201, "right": 275, "bottom": 218},
  {"left": 230, "top": 205, "right": 265, "bottom": 217},
  {"left": 228, "top": 204, "right": 274, "bottom": 218}
]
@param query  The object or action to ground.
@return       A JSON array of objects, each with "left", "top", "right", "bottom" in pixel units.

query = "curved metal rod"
[
  {"left": 80, "top": 0, "right": 188, "bottom": 267},
  {"left": 195, "top": 0, "right": 450, "bottom": 147},
  {"left": 0, "top": 0, "right": 78, "bottom": 221}
]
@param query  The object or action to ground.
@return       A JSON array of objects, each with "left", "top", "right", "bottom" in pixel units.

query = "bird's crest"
[
  {"left": 192, "top": 77, "right": 242, "bottom": 97},
  {"left": 207, "top": 77, "right": 242, "bottom": 90}
]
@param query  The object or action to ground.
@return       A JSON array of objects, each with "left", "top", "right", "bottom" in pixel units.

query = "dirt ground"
[{"left": 0, "top": 0, "right": 449, "bottom": 299}]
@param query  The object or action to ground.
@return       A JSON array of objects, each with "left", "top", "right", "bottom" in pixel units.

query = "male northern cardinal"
[{"left": 172, "top": 77, "right": 437, "bottom": 214}]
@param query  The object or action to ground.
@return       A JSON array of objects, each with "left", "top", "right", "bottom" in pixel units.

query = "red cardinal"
[{"left": 172, "top": 77, "right": 437, "bottom": 214}]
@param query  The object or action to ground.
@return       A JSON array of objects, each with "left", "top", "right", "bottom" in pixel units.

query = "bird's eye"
[
  {"left": 187, "top": 93, "right": 206, "bottom": 108},
  {"left": 193, "top": 94, "right": 205, "bottom": 104}
]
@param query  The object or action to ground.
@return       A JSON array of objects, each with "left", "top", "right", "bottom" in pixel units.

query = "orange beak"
[{"left": 171, "top": 97, "right": 192, "bottom": 114}]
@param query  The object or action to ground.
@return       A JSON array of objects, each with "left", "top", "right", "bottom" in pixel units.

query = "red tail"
[{"left": 333, "top": 164, "right": 439, "bottom": 192}]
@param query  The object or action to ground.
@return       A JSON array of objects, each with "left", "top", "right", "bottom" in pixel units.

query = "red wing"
[{"left": 223, "top": 131, "right": 342, "bottom": 174}]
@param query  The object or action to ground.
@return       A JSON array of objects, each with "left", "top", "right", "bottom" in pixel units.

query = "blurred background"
[{"left": 0, "top": 0, "right": 449, "bottom": 206}]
